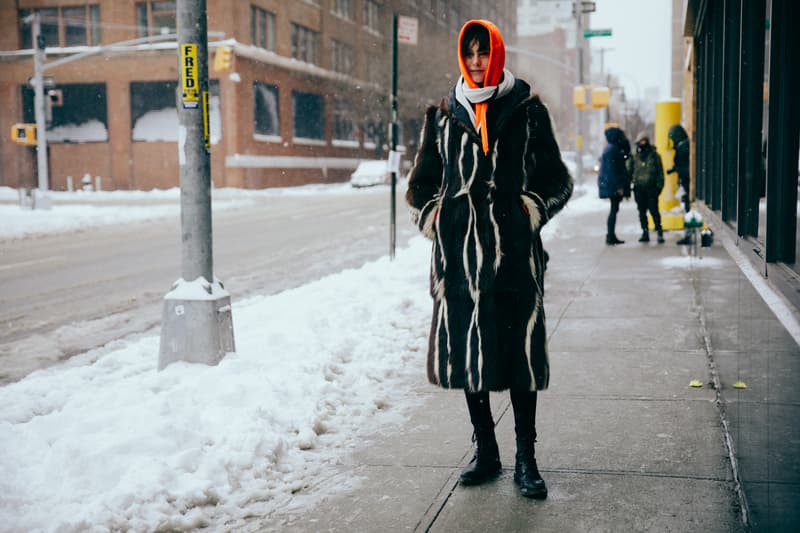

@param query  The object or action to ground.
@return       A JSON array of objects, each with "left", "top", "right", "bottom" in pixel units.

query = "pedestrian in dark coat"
[
  {"left": 667, "top": 124, "right": 691, "bottom": 211},
  {"left": 405, "top": 20, "right": 572, "bottom": 499},
  {"left": 628, "top": 132, "right": 665, "bottom": 243},
  {"left": 666, "top": 124, "right": 692, "bottom": 244},
  {"left": 598, "top": 126, "right": 631, "bottom": 244}
]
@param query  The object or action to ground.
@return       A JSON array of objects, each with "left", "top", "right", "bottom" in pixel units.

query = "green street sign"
[{"left": 584, "top": 28, "right": 612, "bottom": 38}]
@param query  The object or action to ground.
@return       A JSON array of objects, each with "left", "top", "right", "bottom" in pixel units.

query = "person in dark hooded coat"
[
  {"left": 598, "top": 126, "right": 631, "bottom": 244},
  {"left": 405, "top": 20, "right": 573, "bottom": 499},
  {"left": 628, "top": 132, "right": 665, "bottom": 243},
  {"left": 666, "top": 124, "right": 692, "bottom": 244}
]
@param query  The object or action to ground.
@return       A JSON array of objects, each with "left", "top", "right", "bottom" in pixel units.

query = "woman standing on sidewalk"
[{"left": 405, "top": 20, "right": 573, "bottom": 499}]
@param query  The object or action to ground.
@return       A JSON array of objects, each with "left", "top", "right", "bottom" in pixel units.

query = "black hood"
[
  {"left": 605, "top": 127, "right": 625, "bottom": 147},
  {"left": 668, "top": 124, "right": 688, "bottom": 145}
]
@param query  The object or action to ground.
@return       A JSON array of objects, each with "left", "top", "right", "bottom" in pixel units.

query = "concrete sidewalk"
[{"left": 255, "top": 197, "right": 798, "bottom": 532}]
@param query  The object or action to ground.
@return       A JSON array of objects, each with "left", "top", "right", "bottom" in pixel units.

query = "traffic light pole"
[
  {"left": 574, "top": 2, "right": 584, "bottom": 183},
  {"left": 158, "top": 0, "right": 235, "bottom": 370},
  {"left": 31, "top": 12, "right": 51, "bottom": 209}
]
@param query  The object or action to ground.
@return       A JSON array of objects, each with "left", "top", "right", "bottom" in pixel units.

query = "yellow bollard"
[{"left": 654, "top": 99, "right": 684, "bottom": 230}]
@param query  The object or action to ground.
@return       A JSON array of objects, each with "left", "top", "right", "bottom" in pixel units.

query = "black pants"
[
  {"left": 606, "top": 195, "right": 622, "bottom": 238},
  {"left": 679, "top": 178, "right": 690, "bottom": 212},
  {"left": 465, "top": 390, "right": 538, "bottom": 440},
  {"left": 634, "top": 187, "right": 662, "bottom": 232}
]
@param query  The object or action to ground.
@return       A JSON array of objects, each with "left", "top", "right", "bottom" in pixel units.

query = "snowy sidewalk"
[{"left": 251, "top": 195, "right": 795, "bottom": 532}]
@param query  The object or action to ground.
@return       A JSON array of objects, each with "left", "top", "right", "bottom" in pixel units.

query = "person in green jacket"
[{"left": 628, "top": 132, "right": 665, "bottom": 243}]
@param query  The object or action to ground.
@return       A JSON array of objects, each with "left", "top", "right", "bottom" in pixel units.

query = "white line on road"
[{"left": 0, "top": 255, "right": 66, "bottom": 272}]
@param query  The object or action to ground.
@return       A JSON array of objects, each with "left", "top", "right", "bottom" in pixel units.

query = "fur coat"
[{"left": 405, "top": 79, "right": 573, "bottom": 392}]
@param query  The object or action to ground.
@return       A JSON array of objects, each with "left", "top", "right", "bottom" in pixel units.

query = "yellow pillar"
[{"left": 655, "top": 99, "right": 683, "bottom": 230}]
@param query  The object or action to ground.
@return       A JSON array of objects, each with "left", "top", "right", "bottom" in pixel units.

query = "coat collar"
[{"left": 445, "top": 78, "right": 532, "bottom": 143}]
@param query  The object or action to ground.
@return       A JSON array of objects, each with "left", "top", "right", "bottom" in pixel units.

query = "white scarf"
[{"left": 455, "top": 68, "right": 516, "bottom": 131}]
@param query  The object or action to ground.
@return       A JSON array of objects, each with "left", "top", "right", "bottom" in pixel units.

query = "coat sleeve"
[
  {"left": 405, "top": 106, "right": 443, "bottom": 239},
  {"left": 655, "top": 152, "right": 665, "bottom": 192},
  {"left": 519, "top": 98, "right": 574, "bottom": 232}
]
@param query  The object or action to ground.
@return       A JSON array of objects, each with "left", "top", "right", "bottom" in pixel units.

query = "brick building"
[{"left": 0, "top": 0, "right": 516, "bottom": 191}]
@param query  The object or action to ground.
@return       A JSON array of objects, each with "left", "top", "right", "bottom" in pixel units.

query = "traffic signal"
[
  {"left": 591, "top": 86, "right": 610, "bottom": 108},
  {"left": 48, "top": 88, "right": 63, "bottom": 107},
  {"left": 11, "top": 123, "right": 37, "bottom": 145},
  {"left": 214, "top": 45, "right": 232, "bottom": 72},
  {"left": 573, "top": 85, "right": 588, "bottom": 109},
  {"left": 574, "top": 85, "right": 610, "bottom": 109}
]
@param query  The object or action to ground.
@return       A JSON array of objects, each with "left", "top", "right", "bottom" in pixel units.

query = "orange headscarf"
[{"left": 457, "top": 20, "right": 506, "bottom": 154}]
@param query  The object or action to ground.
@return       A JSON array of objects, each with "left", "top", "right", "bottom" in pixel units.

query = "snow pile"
[
  {"left": 0, "top": 237, "right": 432, "bottom": 531},
  {"left": 0, "top": 203, "right": 182, "bottom": 240},
  {"left": 0, "top": 183, "right": 367, "bottom": 241},
  {"left": 47, "top": 119, "right": 108, "bottom": 143}
]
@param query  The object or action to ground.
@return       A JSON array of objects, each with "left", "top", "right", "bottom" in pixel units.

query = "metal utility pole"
[
  {"left": 390, "top": 14, "right": 399, "bottom": 260},
  {"left": 573, "top": 1, "right": 597, "bottom": 182},
  {"left": 574, "top": 2, "right": 584, "bottom": 182},
  {"left": 158, "top": 0, "right": 235, "bottom": 370},
  {"left": 31, "top": 12, "right": 51, "bottom": 209}
]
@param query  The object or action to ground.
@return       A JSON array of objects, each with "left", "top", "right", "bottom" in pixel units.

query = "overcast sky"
[{"left": 589, "top": 0, "right": 673, "bottom": 102}]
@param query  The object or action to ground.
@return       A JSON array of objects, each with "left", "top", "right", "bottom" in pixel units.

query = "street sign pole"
[
  {"left": 158, "top": 0, "right": 235, "bottom": 370},
  {"left": 388, "top": 14, "right": 417, "bottom": 260}
]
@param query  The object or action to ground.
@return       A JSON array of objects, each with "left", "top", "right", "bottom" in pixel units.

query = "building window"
[
  {"left": 135, "top": 1, "right": 176, "bottom": 39},
  {"left": 250, "top": 5, "right": 276, "bottom": 51},
  {"left": 291, "top": 23, "right": 319, "bottom": 64},
  {"left": 130, "top": 80, "right": 220, "bottom": 143},
  {"left": 331, "top": 40, "right": 354, "bottom": 75},
  {"left": 366, "top": 54, "right": 383, "bottom": 84},
  {"left": 292, "top": 91, "right": 324, "bottom": 141},
  {"left": 363, "top": 0, "right": 381, "bottom": 33},
  {"left": 436, "top": 0, "right": 446, "bottom": 26},
  {"left": 333, "top": 101, "right": 356, "bottom": 144},
  {"left": 22, "top": 83, "right": 108, "bottom": 143},
  {"left": 364, "top": 120, "right": 385, "bottom": 153},
  {"left": 332, "top": 0, "right": 352, "bottom": 20},
  {"left": 19, "top": 6, "right": 101, "bottom": 48},
  {"left": 449, "top": 6, "right": 459, "bottom": 33},
  {"left": 253, "top": 82, "right": 280, "bottom": 138}
]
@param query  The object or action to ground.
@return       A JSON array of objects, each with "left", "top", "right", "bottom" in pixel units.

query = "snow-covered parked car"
[{"left": 350, "top": 160, "right": 390, "bottom": 188}]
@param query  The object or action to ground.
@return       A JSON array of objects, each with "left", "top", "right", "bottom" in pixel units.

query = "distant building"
[
  {"left": 0, "top": 1, "right": 516, "bottom": 191},
  {"left": 517, "top": 0, "right": 574, "bottom": 41},
  {"left": 515, "top": 0, "right": 587, "bottom": 151},
  {"left": 671, "top": 0, "right": 688, "bottom": 99}
]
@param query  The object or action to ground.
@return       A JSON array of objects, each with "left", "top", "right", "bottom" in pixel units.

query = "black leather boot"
[
  {"left": 459, "top": 426, "right": 501, "bottom": 486},
  {"left": 514, "top": 436, "right": 547, "bottom": 499},
  {"left": 657, "top": 229, "right": 665, "bottom": 244},
  {"left": 638, "top": 230, "right": 650, "bottom": 242}
]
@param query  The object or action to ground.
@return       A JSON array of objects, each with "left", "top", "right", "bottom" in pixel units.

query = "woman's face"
[{"left": 463, "top": 40, "right": 489, "bottom": 86}]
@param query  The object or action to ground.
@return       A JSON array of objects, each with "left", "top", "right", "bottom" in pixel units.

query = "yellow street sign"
[
  {"left": 180, "top": 44, "right": 200, "bottom": 109},
  {"left": 202, "top": 90, "right": 210, "bottom": 152}
]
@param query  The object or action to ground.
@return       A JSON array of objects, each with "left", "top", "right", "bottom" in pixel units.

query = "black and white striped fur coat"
[{"left": 406, "top": 79, "right": 573, "bottom": 393}]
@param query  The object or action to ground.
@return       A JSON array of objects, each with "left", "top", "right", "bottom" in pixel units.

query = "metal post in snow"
[
  {"left": 31, "top": 12, "right": 51, "bottom": 209},
  {"left": 389, "top": 13, "right": 399, "bottom": 260},
  {"left": 158, "top": 0, "right": 235, "bottom": 370}
]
